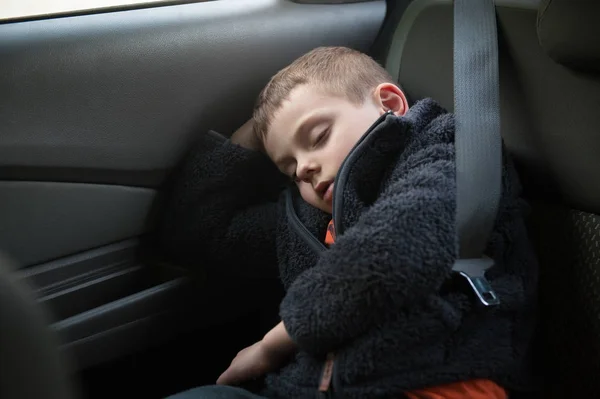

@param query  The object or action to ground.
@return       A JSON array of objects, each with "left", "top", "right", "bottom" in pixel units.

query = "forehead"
[
  {"left": 271, "top": 84, "right": 339, "bottom": 130},
  {"left": 264, "top": 84, "right": 343, "bottom": 158}
]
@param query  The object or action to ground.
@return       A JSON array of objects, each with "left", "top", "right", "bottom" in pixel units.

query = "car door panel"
[
  {"left": 0, "top": 0, "right": 385, "bottom": 185},
  {"left": 0, "top": 0, "right": 386, "bottom": 375},
  {"left": 0, "top": 182, "right": 155, "bottom": 266}
]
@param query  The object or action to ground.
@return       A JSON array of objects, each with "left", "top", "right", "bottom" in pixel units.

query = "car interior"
[{"left": 0, "top": 0, "right": 599, "bottom": 398}]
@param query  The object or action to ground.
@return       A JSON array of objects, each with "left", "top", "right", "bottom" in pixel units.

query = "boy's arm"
[
  {"left": 280, "top": 115, "right": 457, "bottom": 355},
  {"left": 262, "top": 321, "right": 296, "bottom": 355},
  {"left": 230, "top": 118, "right": 262, "bottom": 150},
  {"left": 160, "top": 123, "right": 288, "bottom": 280},
  {"left": 216, "top": 321, "right": 297, "bottom": 386}
]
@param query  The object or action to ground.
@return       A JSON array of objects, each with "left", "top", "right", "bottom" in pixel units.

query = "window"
[{"left": 1, "top": 0, "right": 209, "bottom": 22}]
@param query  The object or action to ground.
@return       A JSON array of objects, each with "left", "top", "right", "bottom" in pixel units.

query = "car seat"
[{"left": 377, "top": 0, "right": 600, "bottom": 396}]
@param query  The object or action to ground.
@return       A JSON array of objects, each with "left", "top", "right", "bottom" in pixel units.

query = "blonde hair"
[{"left": 253, "top": 46, "right": 394, "bottom": 141}]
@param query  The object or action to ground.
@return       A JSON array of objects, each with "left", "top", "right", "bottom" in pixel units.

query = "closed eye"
[{"left": 313, "top": 127, "right": 330, "bottom": 148}]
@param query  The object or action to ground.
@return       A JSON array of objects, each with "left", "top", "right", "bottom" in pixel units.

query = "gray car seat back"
[{"left": 383, "top": 0, "right": 600, "bottom": 396}]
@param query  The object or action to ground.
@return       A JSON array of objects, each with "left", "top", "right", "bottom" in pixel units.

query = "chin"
[{"left": 320, "top": 204, "right": 333, "bottom": 214}]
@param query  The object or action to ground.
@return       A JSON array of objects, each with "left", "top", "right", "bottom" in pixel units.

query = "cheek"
[
  {"left": 332, "top": 123, "right": 369, "bottom": 162},
  {"left": 347, "top": 107, "right": 381, "bottom": 140}
]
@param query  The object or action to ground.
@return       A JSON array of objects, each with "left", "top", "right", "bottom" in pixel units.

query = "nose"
[{"left": 296, "top": 158, "right": 320, "bottom": 183}]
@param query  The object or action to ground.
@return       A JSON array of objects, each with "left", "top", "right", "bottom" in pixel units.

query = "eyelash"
[{"left": 314, "top": 127, "right": 330, "bottom": 148}]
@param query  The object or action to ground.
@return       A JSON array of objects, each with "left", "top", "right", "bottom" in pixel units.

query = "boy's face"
[{"left": 263, "top": 83, "right": 408, "bottom": 214}]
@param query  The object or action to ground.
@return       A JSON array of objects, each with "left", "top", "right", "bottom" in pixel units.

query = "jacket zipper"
[
  {"left": 285, "top": 189, "right": 327, "bottom": 253},
  {"left": 287, "top": 112, "right": 392, "bottom": 252},
  {"left": 286, "top": 112, "right": 392, "bottom": 399},
  {"left": 332, "top": 111, "right": 393, "bottom": 237}
]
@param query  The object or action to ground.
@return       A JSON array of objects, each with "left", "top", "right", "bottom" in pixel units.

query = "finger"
[
  {"left": 216, "top": 365, "right": 246, "bottom": 386},
  {"left": 216, "top": 371, "right": 228, "bottom": 385},
  {"left": 216, "top": 369, "right": 233, "bottom": 385}
]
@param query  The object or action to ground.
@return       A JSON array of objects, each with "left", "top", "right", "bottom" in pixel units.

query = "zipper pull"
[{"left": 318, "top": 352, "right": 336, "bottom": 395}]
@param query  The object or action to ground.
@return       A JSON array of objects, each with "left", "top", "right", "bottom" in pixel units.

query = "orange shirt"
[
  {"left": 324, "top": 219, "right": 506, "bottom": 399},
  {"left": 324, "top": 219, "right": 337, "bottom": 245},
  {"left": 405, "top": 379, "right": 507, "bottom": 399}
]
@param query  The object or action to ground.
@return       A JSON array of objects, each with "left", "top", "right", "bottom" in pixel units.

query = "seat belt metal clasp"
[{"left": 452, "top": 257, "right": 500, "bottom": 307}]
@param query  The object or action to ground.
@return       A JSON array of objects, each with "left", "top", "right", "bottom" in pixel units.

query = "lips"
[
  {"left": 315, "top": 180, "right": 334, "bottom": 204},
  {"left": 323, "top": 182, "right": 334, "bottom": 204}
]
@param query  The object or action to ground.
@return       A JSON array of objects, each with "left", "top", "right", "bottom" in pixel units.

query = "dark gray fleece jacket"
[{"left": 160, "top": 99, "right": 538, "bottom": 399}]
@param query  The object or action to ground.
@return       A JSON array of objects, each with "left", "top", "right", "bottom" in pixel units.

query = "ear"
[{"left": 373, "top": 83, "right": 409, "bottom": 117}]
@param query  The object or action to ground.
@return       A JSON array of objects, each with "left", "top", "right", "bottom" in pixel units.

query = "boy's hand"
[
  {"left": 216, "top": 341, "right": 271, "bottom": 386},
  {"left": 230, "top": 118, "right": 262, "bottom": 151},
  {"left": 217, "top": 322, "right": 297, "bottom": 386}
]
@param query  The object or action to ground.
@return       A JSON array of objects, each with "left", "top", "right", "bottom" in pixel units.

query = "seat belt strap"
[{"left": 451, "top": 0, "right": 502, "bottom": 306}]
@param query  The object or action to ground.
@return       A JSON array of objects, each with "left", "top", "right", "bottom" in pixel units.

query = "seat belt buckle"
[{"left": 452, "top": 257, "right": 500, "bottom": 307}]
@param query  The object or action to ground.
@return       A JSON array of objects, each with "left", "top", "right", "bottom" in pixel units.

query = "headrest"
[{"left": 537, "top": 0, "right": 600, "bottom": 73}]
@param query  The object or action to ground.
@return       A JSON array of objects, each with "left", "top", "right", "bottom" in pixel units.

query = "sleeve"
[
  {"left": 159, "top": 130, "right": 288, "bottom": 281},
  {"left": 280, "top": 117, "right": 458, "bottom": 355}
]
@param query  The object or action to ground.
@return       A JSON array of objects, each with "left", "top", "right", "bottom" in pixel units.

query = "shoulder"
[
  {"left": 374, "top": 101, "right": 456, "bottom": 201},
  {"left": 401, "top": 98, "right": 455, "bottom": 151},
  {"left": 386, "top": 99, "right": 456, "bottom": 179}
]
